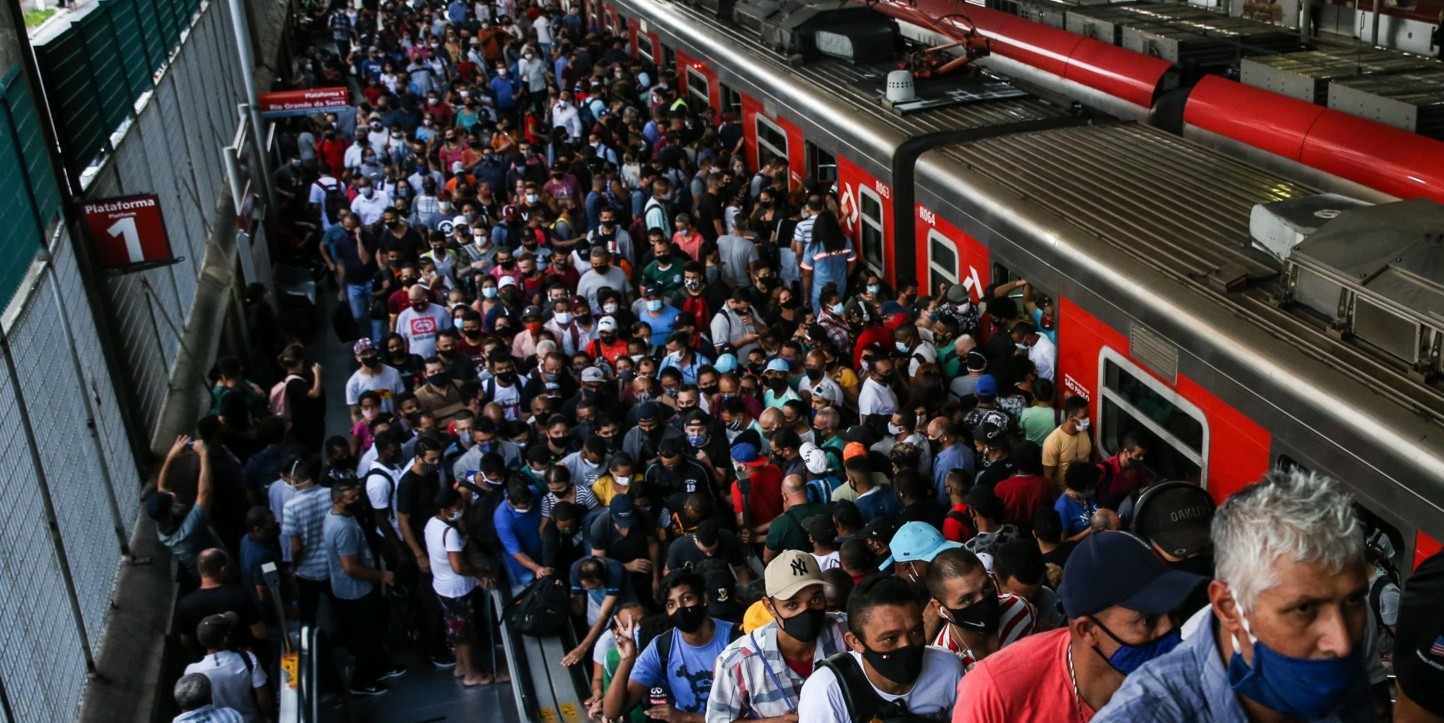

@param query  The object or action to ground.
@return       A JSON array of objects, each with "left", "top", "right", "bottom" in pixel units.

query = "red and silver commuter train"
[{"left": 587, "top": 0, "right": 1444, "bottom": 568}]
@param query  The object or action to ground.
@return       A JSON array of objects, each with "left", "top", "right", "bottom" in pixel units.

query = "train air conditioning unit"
[
  {"left": 741, "top": 0, "right": 898, "bottom": 63},
  {"left": 1274, "top": 198, "right": 1444, "bottom": 382},
  {"left": 697, "top": 0, "right": 737, "bottom": 21}
]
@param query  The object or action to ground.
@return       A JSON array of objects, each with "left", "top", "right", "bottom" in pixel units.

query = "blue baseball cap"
[
  {"left": 879, "top": 521, "right": 962, "bottom": 570},
  {"left": 764, "top": 358, "right": 790, "bottom": 374},
  {"left": 974, "top": 374, "right": 998, "bottom": 399},
  {"left": 714, "top": 353, "right": 739, "bottom": 373},
  {"left": 730, "top": 442, "right": 764, "bottom": 465},
  {"left": 1059, "top": 531, "right": 1206, "bottom": 618}
]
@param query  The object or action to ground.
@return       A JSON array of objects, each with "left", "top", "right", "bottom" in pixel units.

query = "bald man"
[{"left": 764, "top": 474, "right": 826, "bottom": 562}]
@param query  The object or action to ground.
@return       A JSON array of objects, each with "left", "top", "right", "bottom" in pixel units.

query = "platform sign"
[
  {"left": 82, "top": 194, "right": 176, "bottom": 271},
  {"left": 257, "top": 87, "right": 351, "bottom": 118}
]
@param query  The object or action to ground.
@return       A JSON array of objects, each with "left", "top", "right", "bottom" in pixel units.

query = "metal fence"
[
  {"left": 0, "top": 65, "right": 62, "bottom": 312},
  {"left": 0, "top": 230, "right": 139, "bottom": 722}
]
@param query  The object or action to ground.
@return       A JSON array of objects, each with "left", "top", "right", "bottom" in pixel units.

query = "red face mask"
[{"left": 525, "top": 321, "right": 543, "bottom": 334}]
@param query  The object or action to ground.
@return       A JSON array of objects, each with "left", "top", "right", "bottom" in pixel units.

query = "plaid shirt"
[
  {"left": 283, "top": 485, "right": 332, "bottom": 581},
  {"left": 705, "top": 612, "right": 850, "bottom": 723},
  {"left": 173, "top": 705, "right": 243, "bottom": 723}
]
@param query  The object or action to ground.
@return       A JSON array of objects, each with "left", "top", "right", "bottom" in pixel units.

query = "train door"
[
  {"left": 915, "top": 204, "right": 988, "bottom": 304},
  {"left": 927, "top": 230, "right": 959, "bottom": 297},
  {"left": 1097, "top": 350, "right": 1209, "bottom": 486}
]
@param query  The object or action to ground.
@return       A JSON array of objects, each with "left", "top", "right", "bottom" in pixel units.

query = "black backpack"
[
  {"left": 818, "top": 653, "right": 941, "bottom": 722},
  {"left": 506, "top": 574, "right": 570, "bottom": 637}
]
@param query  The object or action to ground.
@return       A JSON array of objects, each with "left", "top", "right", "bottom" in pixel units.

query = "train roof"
[{"left": 610, "top": 0, "right": 1073, "bottom": 157}]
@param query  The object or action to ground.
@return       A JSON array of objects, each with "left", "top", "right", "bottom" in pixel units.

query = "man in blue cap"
[
  {"left": 880, "top": 521, "right": 962, "bottom": 587},
  {"left": 731, "top": 442, "right": 783, "bottom": 547},
  {"left": 953, "top": 530, "right": 1205, "bottom": 722},
  {"left": 1095, "top": 469, "right": 1374, "bottom": 722}
]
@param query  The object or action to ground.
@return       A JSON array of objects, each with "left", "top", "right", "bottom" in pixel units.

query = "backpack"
[
  {"left": 314, "top": 177, "right": 348, "bottom": 225},
  {"left": 1367, "top": 563, "right": 1400, "bottom": 636},
  {"left": 465, "top": 485, "right": 505, "bottom": 557},
  {"left": 268, "top": 374, "right": 303, "bottom": 421},
  {"left": 818, "top": 652, "right": 940, "bottom": 723},
  {"left": 506, "top": 574, "right": 570, "bottom": 636}
]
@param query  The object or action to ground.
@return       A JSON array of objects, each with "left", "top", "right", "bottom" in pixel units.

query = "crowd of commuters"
[{"left": 152, "top": 0, "right": 1444, "bottom": 720}]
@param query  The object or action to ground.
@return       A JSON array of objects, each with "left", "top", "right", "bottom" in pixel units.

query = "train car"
[
  {"left": 608, "top": 0, "right": 1444, "bottom": 568},
  {"left": 601, "top": 0, "right": 1080, "bottom": 283}
]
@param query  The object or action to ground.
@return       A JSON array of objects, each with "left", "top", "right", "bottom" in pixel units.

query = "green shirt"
[
  {"left": 642, "top": 256, "right": 685, "bottom": 297},
  {"left": 1019, "top": 406, "right": 1060, "bottom": 447},
  {"left": 764, "top": 501, "right": 829, "bottom": 553}
]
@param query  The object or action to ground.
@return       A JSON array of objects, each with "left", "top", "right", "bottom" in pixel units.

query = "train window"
[
  {"left": 858, "top": 185, "right": 885, "bottom": 275},
  {"left": 805, "top": 142, "right": 837, "bottom": 184},
  {"left": 662, "top": 44, "right": 677, "bottom": 71},
  {"left": 928, "top": 230, "right": 959, "bottom": 294},
  {"left": 1098, "top": 349, "right": 1209, "bottom": 486},
  {"left": 686, "top": 67, "right": 710, "bottom": 115},
  {"left": 755, "top": 115, "right": 788, "bottom": 168},
  {"left": 636, "top": 29, "right": 653, "bottom": 64},
  {"left": 720, "top": 84, "right": 742, "bottom": 115}
]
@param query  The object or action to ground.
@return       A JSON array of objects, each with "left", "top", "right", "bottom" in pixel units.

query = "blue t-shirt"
[
  {"left": 495, "top": 494, "right": 544, "bottom": 586},
  {"left": 239, "top": 533, "right": 280, "bottom": 608},
  {"left": 640, "top": 305, "right": 681, "bottom": 337},
  {"left": 632, "top": 619, "right": 736, "bottom": 713},
  {"left": 1055, "top": 494, "right": 1097, "bottom": 537}
]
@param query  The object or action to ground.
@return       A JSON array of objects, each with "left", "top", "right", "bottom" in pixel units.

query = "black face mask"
[
  {"left": 768, "top": 377, "right": 788, "bottom": 393},
  {"left": 861, "top": 643, "right": 926, "bottom": 686},
  {"left": 427, "top": 372, "right": 449, "bottom": 387},
  {"left": 945, "top": 588, "right": 1002, "bottom": 634},
  {"left": 805, "top": 368, "right": 824, "bottom": 382},
  {"left": 361, "top": 356, "right": 382, "bottom": 368},
  {"left": 497, "top": 371, "right": 517, "bottom": 385},
  {"left": 670, "top": 603, "right": 707, "bottom": 634},
  {"left": 776, "top": 606, "right": 826, "bottom": 644}
]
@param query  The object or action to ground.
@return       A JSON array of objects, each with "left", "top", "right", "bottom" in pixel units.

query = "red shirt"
[
  {"left": 853, "top": 326, "right": 893, "bottom": 367},
  {"left": 993, "top": 474, "right": 1057, "bottom": 527},
  {"left": 1096, "top": 456, "right": 1148, "bottom": 510},
  {"left": 733, "top": 462, "right": 784, "bottom": 527},
  {"left": 952, "top": 627, "right": 1094, "bottom": 723},
  {"left": 943, "top": 502, "right": 974, "bottom": 542}
]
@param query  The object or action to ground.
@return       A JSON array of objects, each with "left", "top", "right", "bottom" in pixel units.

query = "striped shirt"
[
  {"left": 173, "top": 705, "right": 244, "bottom": 723},
  {"left": 705, "top": 613, "right": 850, "bottom": 722},
  {"left": 282, "top": 485, "right": 332, "bottom": 582},
  {"left": 931, "top": 593, "right": 1039, "bottom": 671}
]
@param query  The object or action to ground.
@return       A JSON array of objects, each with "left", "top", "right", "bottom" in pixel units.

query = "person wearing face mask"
[
  {"left": 349, "top": 179, "right": 391, "bottom": 226},
  {"left": 346, "top": 338, "right": 406, "bottom": 420},
  {"left": 1043, "top": 396, "right": 1094, "bottom": 493},
  {"left": 1010, "top": 320, "right": 1056, "bottom": 382},
  {"left": 1093, "top": 433, "right": 1151, "bottom": 512},
  {"left": 858, "top": 356, "right": 900, "bottom": 423},
  {"left": 797, "top": 575, "right": 963, "bottom": 721},
  {"left": 323, "top": 480, "right": 400, "bottom": 694},
  {"left": 494, "top": 482, "right": 547, "bottom": 588},
  {"left": 708, "top": 550, "right": 850, "bottom": 722},
  {"left": 426, "top": 487, "right": 498, "bottom": 687},
  {"left": 414, "top": 358, "right": 468, "bottom": 424},
  {"left": 1093, "top": 472, "right": 1372, "bottom": 723},
  {"left": 605, "top": 570, "right": 740, "bottom": 722},
  {"left": 925, "top": 547, "right": 1037, "bottom": 672},
  {"left": 953, "top": 530, "right": 1204, "bottom": 722},
  {"left": 577, "top": 247, "right": 635, "bottom": 315},
  {"left": 543, "top": 296, "right": 593, "bottom": 357},
  {"left": 394, "top": 284, "right": 453, "bottom": 359}
]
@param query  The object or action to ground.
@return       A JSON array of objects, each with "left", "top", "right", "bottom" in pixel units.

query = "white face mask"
[
  {"left": 448, "top": 508, "right": 463, "bottom": 521},
  {"left": 1075, "top": 417, "right": 1091, "bottom": 431}
]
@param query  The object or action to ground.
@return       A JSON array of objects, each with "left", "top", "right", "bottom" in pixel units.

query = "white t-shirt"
[
  {"left": 393, "top": 303, "right": 453, "bottom": 359},
  {"left": 424, "top": 516, "right": 477, "bottom": 599},
  {"left": 1028, "top": 334, "right": 1057, "bottom": 382},
  {"left": 364, "top": 460, "right": 407, "bottom": 538},
  {"left": 797, "top": 647, "right": 962, "bottom": 721},
  {"left": 345, "top": 365, "right": 406, "bottom": 411},
  {"left": 812, "top": 550, "right": 840, "bottom": 571},
  {"left": 858, "top": 378, "right": 899, "bottom": 417},
  {"left": 489, "top": 378, "right": 523, "bottom": 421},
  {"left": 184, "top": 650, "right": 267, "bottom": 722}
]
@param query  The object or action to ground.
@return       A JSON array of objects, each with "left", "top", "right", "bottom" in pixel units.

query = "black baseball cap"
[
  {"left": 1059, "top": 531, "right": 1206, "bottom": 619},
  {"left": 609, "top": 495, "right": 636, "bottom": 529},
  {"left": 1131, "top": 481, "right": 1215, "bottom": 558}
]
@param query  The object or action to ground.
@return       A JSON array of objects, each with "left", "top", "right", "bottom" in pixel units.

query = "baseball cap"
[
  {"left": 965, "top": 350, "right": 988, "bottom": 372},
  {"left": 196, "top": 611, "right": 239, "bottom": 650},
  {"left": 637, "top": 401, "right": 661, "bottom": 422},
  {"left": 764, "top": 358, "right": 790, "bottom": 374},
  {"left": 597, "top": 316, "right": 618, "bottom": 332},
  {"left": 498, "top": 275, "right": 517, "bottom": 288},
  {"left": 452, "top": 161, "right": 465, "bottom": 173},
  {"left": 1131, "top": 482, "right": 1216, "bottom": 558},
  {"left": 973, "top": 418, "right": 1008, "bottom": 447},
  {"left": 842, "top": 442, "right": 868, "bottom": 461},
  {"left": 841, "top": 425, "right": 876, "bottom": 446},
  {"left": 581, "top": 367, "right": 607, "bottom": 384},
  {"left": 947, "top": 283, "right": 970, "bottom": 304},
  {"left": 799, "top": 442, "right": 830, "bottom": 475},
  {"left": 974, "top": 374, "right": 998, "bottom": 399},
  {"left": 353, "top": 338, "right": 376, "bottom": 355},
  {"left": 522, "top": 305, "right": 543, "bottom": 319},
  {"left": 801, "top": 514, "right": 837, "bottom": 545},
  {"left": 1059, "top": 531, "right": 1207, "bottom": 618},
  {"left": 643, "top": 282, "right": 662, "bottom": 298},
  {"left": 714, "top": 353, "right": 738, "bottom": 373},
  {"left": 765, "top": 550, "right": 829, "bottom": 600},
  {"left": 861, "top": 517, "right": 898, "bottom": 546},
  {"left": 706, "top": 565, "right": 745, "bottom": 620},
  {"left": 883, "top": 313, "right": 911, "bottom": 331},
  {"left": 731, "top": 442, "right": 766, "bottom": 466},
  {"left": 879, "top": 521, "right": 963, "bottom": 570},
  {"left": 609, "top": 494, "right": 636, "bottom": 528}
]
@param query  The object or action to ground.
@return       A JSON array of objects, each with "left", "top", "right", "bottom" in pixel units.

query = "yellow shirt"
[
  {"left": 741, "top": 599, "right": 774, "bottom": 633},
  {"left": 590, "top": 474, "right": 640, "bottom": 505},
  {"left": 1042, "top": 426, "right": 1092, "bottom": 490}
]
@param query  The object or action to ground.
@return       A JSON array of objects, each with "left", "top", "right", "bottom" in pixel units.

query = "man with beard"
[{"left": 708, "top": 551, "right": 850, "bottom": 721}]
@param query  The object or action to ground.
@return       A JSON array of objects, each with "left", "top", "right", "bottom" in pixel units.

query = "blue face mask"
[
  {"left": 686, "top": 433, "right": 707, "bottom": 447},
  {"left": 482, "top": 287, "right": 498, "bottom": 299},
  {"left": 829, "top": 303, "right": 844, "bottom": 315},
  {"left": 647, "top": 299, "right": 663, "bottom": 312},
  {"left": 1227, "top": 612, "right": 1361, "bottom": 719},
  {"left": 867, "top": 284, "right": 880, "bottom": 295},
  {"left": 1091, "top": 618, "right": 1181, "bottom": 675},
  {"left": 895, "top": 341, "right": 909, "bottom": 353}
]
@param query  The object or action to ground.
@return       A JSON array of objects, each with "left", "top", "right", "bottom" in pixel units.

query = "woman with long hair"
[{"left": 800, "top": 208, "right": 858, "bottom": 315}]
